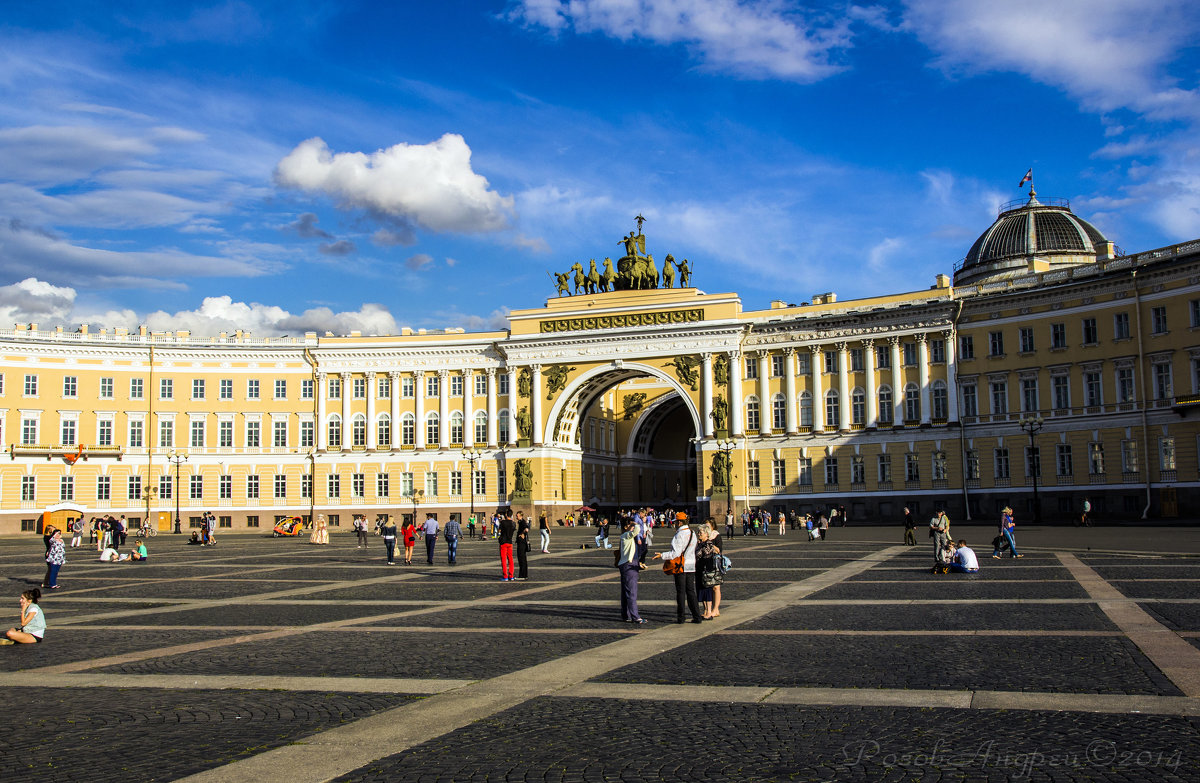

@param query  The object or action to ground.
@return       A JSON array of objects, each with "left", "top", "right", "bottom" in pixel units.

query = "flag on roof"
[{"left": 1018, "top": 168, "right": 1033, "bottom": 188}]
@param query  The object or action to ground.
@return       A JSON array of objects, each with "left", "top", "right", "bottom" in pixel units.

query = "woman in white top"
[
  {"left": 4, "top": 589, "right": 45, "bottom": 644},
  {"left": 652, "top": 518, "right": 703, "bottom": 624}
]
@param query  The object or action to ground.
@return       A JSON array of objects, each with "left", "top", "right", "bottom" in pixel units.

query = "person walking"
[
  {"left": 401, "top": 516, "right": 417, "bottom": 565},
  {"left": 992, "top": 506, "right": 1021, "bottom": 558},
  {"left": 498, "top": 512, "right": 516, "bottom": 581},
  {"left": 724, "top": 510, "right": 734, "bottom": 538},
  {"left": 1080, "top": 498, "right": 1092, "bottom": 527},
  {"left": 653, "top": 517, "right": 702, "bottom": 624},
  {"left": 515, "top": 513, "right": 530, "bottom": 580},
  {"left": 903, "top": 507, "right": 917, "bottom": 546},
  {"left": 380, "top": 516, "right": 398, "bottom": 565},
  {"left": 422, "top": 515, "right": 439, "bottom": 565},
  {"left": 444, "top": 516, "right": 462, "bottom": 565},
  {"left": 819, "top": 512, "right": 830, "bottom": 541},
  {"left": 43, "top": 529, "right": 65, "bottom": 589},
  {"left": 538, "top": 514, "right": 551, "bottom": 553},
  {"left": 616, "top": 519, "right": 645, "bottom": 623}
]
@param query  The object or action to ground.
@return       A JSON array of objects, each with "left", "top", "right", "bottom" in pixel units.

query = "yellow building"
[{"left": 1, "top": 192, "right": 1197, "bottom": 533}]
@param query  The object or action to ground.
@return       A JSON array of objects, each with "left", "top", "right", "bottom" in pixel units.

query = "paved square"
[{"left": 2, "top": 524, "right": 1200, "bottom": 782}]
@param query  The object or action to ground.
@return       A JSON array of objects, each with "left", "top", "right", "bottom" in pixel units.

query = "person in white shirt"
[
  {"left": 652, "top": 519, "right": 703, "bottom": 624},
  {"left": 950, "top": 540, "right": 980, "bottom": 573}
]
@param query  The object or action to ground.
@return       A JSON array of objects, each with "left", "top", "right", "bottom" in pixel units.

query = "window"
[
  {"left": 849, "top": 349, "right": 863, "bottom": 372},
  {"left": 327, "top": 473, "right": 341, "bottom": 498},
  {"left": 1151, "top": 306, "right": 1167, "bottom": 334},
  {"left": 379, "top": 375, "right": 391, "bottom": 399},
  {"left": 825, "top": 390, "right": 839, "bottom": 428},
  {"left": 130, "top": 378, "right": 144, "bottom": 399},
  {"left": 190, "top": 419, "right": 205, "bottom": 448},
  {"left": 932, "top": 381, "right": 948, "bottom": 420},
  {"left": 127, "top": 476, "right": 141, "bottom": 501},
  {"left": 474, "top": 411, "right": 487, "bottom": 444},
  {"left": 60, "top": 418, "right": 76, "bottom": 446},
  {"left": 450, "top": 411, "right": 464, "bottom": 444},
  {"left": 192, "top": 379, "right": 205, "bottom": 400},
  {"left": 1052, "top": 375, "right": 1070, "bottom": 410},
  {"left": 160, "top": 378, "right": 173, "bottom": 400},
  {"left": 60, "top": 476, "right": 74, "bottom": 501},
  {"left": 932, "top": 451, "right": 947, "bottom": 481},
  {"left": 1121, "top": 439, "right": 1139, "bottom": 474},
  {"left": 1025, "top": 445, "right": 1041, "bottom": 479},
  {"left": 772, "top": 394, "right": 786, "bottom": 429},
  {"left": 824, "top": 351, "right": 837, "bottom": 374},
  {"left": 426, "top": 412, "right": 440, "bottom": 445},
  {"left": 1117, "top": 367, "right": 1135, "bottom": 403},
  {"left": 1084, "top": 371, "right": 1103, "bottom": 406},
  {"left": 0, "top": 373, "right": 5, "bottom": 395},
  {"left": 220, "top": 379, "right": 233, "bottom": 400},
  {"left": 97, "top": 419, "right": 113, "bottom": 446},
  {"left": 275, "top": 380, "right": 287, "bottom": 399},
  {"left": 246, "top": 420, "right": 261, "bottom": 448},
  {"left": 300, "top": 420, "right": 314, "bottom": 448},
  {"left": 930, "top": 339, "right": 945, "bottom": 364},
  {"left": 21, "top": 476, "right": 36, "bottom": 502},
  {"left": 824, "top": 457, "right": 839, "bottom": 486},
  {"left": 450, "top": 374, "right": 464, "bottom": 396},
  {"left": 424, "top": 471, "right": 438, "bottom": 498},
  {"left": 1191, "top": 299, "right": 1200, "bottom": 328},
  {"left": 498, "top": 410, "right": 510, "bottom": 443},
  {"left": 1114, "top": 312, "right": 1130, "bottom": 340},
  {"left": 247, "top": 379, "right": 260, "bottom": 400},
  {"left": 1089, "top": 443, "right": 1105, "bottom": 475},
  {"left": 302, "top": 475, "right": 313, "bottom": 499},
  {"left": 212, "top": 418, "right": 232, "bottom": 449},
  {"left": 273, "top": 419, "right": 287, "bottom": 447},
  {"left": 159, "top": 475, "right": 172, "bottom": 500},
  {"left": 1160, "top": 437, "right": 1176, "bottom": 471},
  {"left": 1153, "top": 363, "right": 1173, "bottom": 399},
  {"left": 746, "top": 396, "right": 760, "bottom": 431},
  {"left": 99, "top": 377, "right": 113, "bottom": 399},
  {"left": 246, "top": 516, "right": 260, "bottom": 528},
  {"left": 219, "top": 474, "right": 232, "bottom": 499},
  {"left": 988, "top": 331, "right": 1004, "bottom": 357},
  {"left": 96, "top": 476, "right": 111, "bottom": 501},
  {"left": 349, "top": 377, "right": 364, "bottom": 399},
  {"left": 378, "top": 472, "right": 390, "bottom": 498},
  {"left": 877, "top": 454, "right": 891, "bottom": 483},
  {"left": 958, "top": 335, "right": 974, "bottom": 360},
  {"left": 450, "top": 470, "right": 463, "bottom": 496},
  {"left": 1051, "top": 323, "right": 1067, "bottom": 349},
  {"left": 798, "top": 457, "right": 813, "bottom": 485},
  {"left": 328, "top": 377, "right": 341, "bottom": 399},
  {"left": 352, "top": 415, "right": 366, "bottom": 447},
  {"left": 23, "top": 374, "right": 37, "bottom": 396},
  {"left": 158, "top": 419, "right": 173, "bottom": 448},
  {"left": 129, "top": 420, "right": 143, "bottom": 448},
  {"left": 905, "top": 453, "right": 919, "bottom": 482},
  {"left": 851, "top": 389, "right": 865, "bottom": 425},
  {"left": 994, "top": 447, "right": 1010, "bottom": 479},
  {"left": 745, "top": 357, "right": 757, "bottom": 379},
  {"left": 1082, "top": 318, "right": 1098, "bottom": 345},
  {"left": 247, "top": 475, "right": 260, "bottom": 499},
  {"left": 401, "top": 472, "right": 414, "bottom": 497},
  {"left": 990, "top": 380, "right": 1007, "bottom": 415},
  {"left": 301, "top": 379, "right": 314, "bottom": 400},
  {"left": 904, "top": 384, "right": 919, "bottom": 422},
  {"left": 902, "top": 342, "right": 917, "bottom": 366},
  {"left": 190, "top": 475, "right": 203, "bottom": 499},
  {"left": 377, "top": 415, "right": 391, "bottom": 448},
  {"left": 60, "top": 376, "right": 78, "bottom": 398},
  {"left": 21, "top": 416, "right": 37, "bottom": 445},
  {"left": 473, "top": 469, "right": 486, "bottom": 496},
  {"left": 1019, "top": 327, "right": 1034, "bottom": 353},
  {"left": 274, "top": 474, "right": 287, "bottom": 498},
  {"left": 402, "top": 413, "right": 416, "bottom": 446},
  {"left": 877, "top": 345, "right": 892, "bottom": 368},
  {"left": 1055, "top": 444, "right": 1073, "bottom": 477},
  {"left": 772, "top": 459, "right": 785, "bottom": 486},
  {"left": 800, "top": 391, "right": 813, "bottom": 427},
  {"left": 747, "top": 460, "right": 760, "bottom": 488},
  {"left": 426, "top": 374, "right": 440, "bottom": 397},
  {"left": 475, "top": 374, "right": 487, "bottom": 396},
  {"left": 1021, "top": 378, "right": 1038, "bottom": 412},
  {"left": 851, "top": 455, "right": 865, "bottom": 484},
  {"left": 327, "top": 416, "right": 340, "bottom": 448},
  {"left": 965, "top": 450, "right": 979, "bottom": 480},
  {"left": 877, "top": 387, "right": 893, "bottom": 424}
]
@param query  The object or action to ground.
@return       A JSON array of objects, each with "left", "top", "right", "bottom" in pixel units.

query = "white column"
[
  {"left": 918, "top": 334, "right": 931, "bottom": 425},
  {"left": 784, "top": 348, "right": 798, "bottom": 435},
  {"left": 864, "top": 339, "right": 878, "bottom": 428},
  {"left": 365, "top": 371, "right": 377, "bottom": 450},
  {"left": 316, "top": 372, "right": 328, "bottom": 451},
  {"left": 701, "top": 353, "right": 714, "bottom": 438},
  {"left": 506, "top": 367, "right": 518, "bottom": 446},
  {"left": 438, "top": 369, "right": 450, "bottom": 449},
  {"left": 414, "top": 371, "right": 426, "bottom": 449},
  {"left": 838, "top": 342, "right": 851, "bottom": 431},
  {"left": 389, "top": 372, "right": 401, "bottom": 449},
  {"left": 531, "top": 364, "right": 543, "bottom": 446},
  {"left": 757, "top": 351, "right": 771, "bottom": 435},
  {"left": 944, "top": 330, "right": 959, "bottom": 422},
  {"left": 340, "top": 372, "right": 352, "bottom": 451},
  {"left": 486, "top": 368, "right": 499, "bottom": 447},
  {"left": 729, "top": 351, "right": 744, "bottom": 437},
  {"left": 890, "top": 337, "right": 903, "bottom": 426},
  {"left": 462, "top": 370, "right": 473, "bottom": 445},
  {"left": 810, "top": 346, "right": 824, "bottom": 433}
]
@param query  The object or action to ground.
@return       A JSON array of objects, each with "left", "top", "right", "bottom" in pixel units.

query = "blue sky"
[{"left": 0, "top": 0, "right": 1196, "bottom": 336}]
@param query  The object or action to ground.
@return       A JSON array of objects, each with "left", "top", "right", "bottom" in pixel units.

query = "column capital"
[
  {"left": 915, "top": 333, "right": 928, "bottom": 344},
  {"left": 888, "top": 335, "right": 902, "bottom": 347},
  {"left": 728, "top": 350, "right": 741, "bottom": 360},
  {"left": 756, "top": 349, "right": 771, "bottom": 359},
  {"left": 413, "top": 369, "right": 426, "bottom": 378},
  {"left": 484, "top": 367, "right": 497, "bottom": 378},
  {"left": 530, "top": 363, "right": 543, "bottom": 373},
  {"left": 364, "top": 370, "right": 376, "bottom": 380},
  {"left": 700, "top": 352, "right": 712, "bottom": 361},
  {"left": 862, "top": 338, "right": 875, "bottom": 349},
  {"left": 836, "top": 341, "right": 849, "bottom": 352},
  {"left": 388, "top": 370, "right": 402, "bottom": 380},
  {"left": 436, "top": 368, "right": 449, "bottom": 379},
  {"left": 942, "top": 328, "right": 954, "bottom": 340},
  {"left": 340, "top": 370, "right": 352, "bottom": 379},
  {"left": 809, "top": 344, "right": 822, "bottom": 355},
  {"left": 316, "top": 371, "right": 327, "bottom": 381},
  {"left": 783, "top": 346, "right": 795, "bottom": 356}
]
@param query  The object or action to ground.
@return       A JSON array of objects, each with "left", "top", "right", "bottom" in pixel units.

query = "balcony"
[
  {"left": 1159, "top": 470, "right": 1177, "bottom": 483},
  {"left": 850, "top": 482, "right": 866, "bottom": 492},
  {"left": 1122, "top": 471, "right": 1141, "bottom": 484},
  {"left": 1056, "top": 474, "right": 1074, "bottom": 486},
  {"left": 1089, "top": 473, "right": 1107, "bottom": 485},
  {"left": 994, "top": 477, "right": 1011, "bottom": 488},
  {"left": 877, "top": 481, "right": 893, "bottom": 491}
]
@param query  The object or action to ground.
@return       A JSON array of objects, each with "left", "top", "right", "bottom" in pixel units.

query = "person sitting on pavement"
[
  {"left": 130, "top": 539, "right": 149, "bottom": 561},
  {"left": 3, "top": 589, "right": 45, "bottom": 645},
  {"left": 949, "top": 539, "right": 979, "bottom": 573}
]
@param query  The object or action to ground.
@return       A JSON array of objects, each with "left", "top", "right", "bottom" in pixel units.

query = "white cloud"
[
  {"left": 0, "top": 278, "right": 76, "bottom": 325},
  {"left": 867, "top": 237, "right": 904, "bottom": 272},
  {"left": 406, "top": 253, "right": 434, "bottom": 271},
  {"left": 509, "top": 0, "right": 853, "bottom": 82},
  {"left": 274, "top": 134, "right": 514, "bottom": 234},
  {"left": 0, "top": 125, "right": 156, "bottom": 185}
]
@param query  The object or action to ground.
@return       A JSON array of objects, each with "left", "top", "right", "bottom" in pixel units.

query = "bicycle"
[{"left": 136, "top": 523, "right": 158, "bottom": 538}]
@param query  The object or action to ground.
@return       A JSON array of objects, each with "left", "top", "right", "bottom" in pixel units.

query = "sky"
[{"left": 0, "top": 0, "right": 1197, "bottom": 337}]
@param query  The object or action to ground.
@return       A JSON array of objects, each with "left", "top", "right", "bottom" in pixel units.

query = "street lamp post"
[
  {"left": 412, "top": 488, "right": 424, "bottom": 527},
  {"left": 168, "top": 452, "right": 187, "bottom": 534},
  {"left": 1018, "top": 415, "right": 1044, "bottom": 523},
  {"left": 462, "top": 447, "right": 482, "bottom": 530},
  {"left": 715, "top": 438, "right": 737, "bottom": 530}
]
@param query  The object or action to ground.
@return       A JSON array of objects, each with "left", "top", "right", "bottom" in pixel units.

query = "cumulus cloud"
[
  {"left": 508, "top": 0, "right": 853, "bottom": 82},
  {"left": 406, "top": 253, "right": 434, "bottom": 271},
  {"left": 0, "top": 278, "right": 76, "bottom": 325},
  {"left": 274, "top": 134, "right": 514, "bottom": 234},
  {"left": 285, "top": 212, "right": 332, "bottom": 239},
  {"left": 318, "top": 239, "right": 356, "bottom": 256}
]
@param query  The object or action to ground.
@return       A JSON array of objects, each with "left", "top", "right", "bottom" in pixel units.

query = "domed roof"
[{"left": 954, "top": 190, "right": 1114, "bottom": 286}]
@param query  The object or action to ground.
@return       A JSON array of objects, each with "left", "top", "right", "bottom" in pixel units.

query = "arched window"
[
  {"left": 825, "top": 390, "right": 839, "bottom": 428},
  {"left": 327, "top": 414, "right": 342, "bottom": 448},
  {"left": 772, "top": 393, "right": 786, "bottom": 429},
  {"left": 376, "top": 413, "right": 391, "bottom": 448},
  {"left": 450, "top": 411, "right": 464, "bottom": 445},
  {"left": 852, "top": 387, "right": 865, "bottom": 425},
  {"left": 932, "top": 380, "right": 948, "bottom": 420},
  {"left": 746, "top": 395, "right": 760, "bottom": 431},
  {"left": 474, "top": 411, "right": 488, "bottom": 444},
  {"left": 904, "top": 383, "right": 920, "bottom": 422},
  {"left": 498, "top": 410, "right": 511, "bottom": 443},
  {"left": 426, "top": 412, "right": 440, "bottom": 446},
  {"left": 351, "top": 413, "right": 366, "bottom": 447},
  {"left": 799, "top": 391, "right": 813, "bottom": 427},
  {"left": 878, "top": 386, "right": 893, "bottom": 424},
  {"left": 401, "top": 413, "right": 415, "bottom": 446}
]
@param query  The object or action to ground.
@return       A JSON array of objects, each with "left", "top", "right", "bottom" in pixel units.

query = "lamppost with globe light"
[
  {"left": 462, "top": 447, "right": 482, "bottom": 531},
  {"left": 714, "top": 438, "right": 738, "bottom": 528},
  {"left": 168, "top": 451, "right": 187, "bottom": 533},
  {"left": 1018, "top": 415, "right": 1044, "bottom": 523}
]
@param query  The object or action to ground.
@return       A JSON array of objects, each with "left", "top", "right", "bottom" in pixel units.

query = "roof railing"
[{"left": 997, "top": 195, "right": 1070, "bottom": 214}]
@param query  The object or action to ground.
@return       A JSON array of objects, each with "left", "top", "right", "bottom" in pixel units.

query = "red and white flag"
[{"left": 1018, "top": 168, "right": 1033, "bottom": 188}]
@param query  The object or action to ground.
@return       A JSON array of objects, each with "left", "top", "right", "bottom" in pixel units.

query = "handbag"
[
  {"left": 718, "top": 554, "right": 732, "bottom": 574},
  {"left": 702, "top": 568, "right": 723, "bottom": 586},
  {"left": 662, "top": 530, "right": 692, "bottom": 574}
]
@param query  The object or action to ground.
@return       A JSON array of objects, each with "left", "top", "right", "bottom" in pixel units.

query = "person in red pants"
[{"left": 498, "top": 511, "right": 516, "bottom": 581}]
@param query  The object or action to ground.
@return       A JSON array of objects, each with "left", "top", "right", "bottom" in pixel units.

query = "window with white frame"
[
  {"left": 328, "top": 376, "right": 341, "bottom": 399},
  {"left": 824, "top": 457, "right": 839, "bottom": 485},
  {"left": 450, "top": 470, "right": 463, "bottom": 496},
  {"left": 400, "top": 472, "right": 414, "bottom": 497},
  {"left": 1151, "top": 306, "right": 1167, "bottom": 334},
  {"left": 851, "top": 388, "right": 865, "bottom": 425},
  {"left": 1153, "top": 362, "right": 1173, "bottom": 399},
  {"left": 326, "top": 415, "right": 340, "bottom": 448},
  {"left": 273, "top": 419, "right": 287, "bottom": 448},
  {"left": 902, "top": 342, "right": 917, "bottom": 366},
  {"left": 825, "top": 390, "right": 839, "bottom": 428},
  {"left": 851, "top": 455, "right": 865, "bottom": 484},
  {"left": 127, "top": 476, "right": 141, "bottom": 500},
  {"left": 989, "top": 380, "right": 1007, "bottom": 415},
  {"left": 301, "top": 379, "right": 314, "bottom": 400},
  {"left": 1019, "top": 327, "right": 1034, "bottom": 353},
  {"left": 274, "top": 474, "right": 287, "bottom": 498},
  {"left": 1056, "top": 444, "right": 1073, "bottom": 477},
  {"left": 62, "top": 376, "right": 78, "bottom": 398},
  {"left": 931, "top": 381, "right": 948, "bottom": 419},
  {"left": 771, "top": 354, "right": 785, "bottom": 377},
  {"left": 275, "top": 379, "right": 287, "bottom": 399},
  {"left": 932, "top": 451, "right": 947, "bottom": 480},
  {"left": 474, "top": 469, "right": 486, "bottom": 496},
  {"left": 1121, "top": 439, "right": 1139, "bottom": 474},
  {"left": 190, "top": 475, "right": 203, "bottom": 499},
  {"left": 218, "top": 419, "right": 234, "bottom": 446},
  {"left": 424, "top": 471, "right": 438, "bottom": 498},
  {"left": 60, "top": 418, "right": 76, "bottom": 446},
  {"left": 426, "top": 374, "right": 440, "bottom": 397},
  {"left": 474, "top": 411, "right": 487, "bottom": 444},
  {"left": 219, "top": 474, "right": 232, "bottom": 499},
  {"left": 159, "top": 378, "right": 173, "bottom": 400},
  {"left": 247, "top": 379, "right": 260, "bottom": 400},
  {"left": 378, "top": 472, "right": 390, "bottom": 498},
  {"left": 351, "top": 414, "right": 366, "bottom": 447},
  {"left": 849, "top": 348, "right": 863, "bottom": 371},
  {"left": 246, "top": 475, "right": 259, "bottom": 499},
  {"left": 498, "top": 410, "right": 509, "bottom": 443},
  {"left": 21, "top": 475, "right": 35, "bottom": 502},
  {"left": 190, "top": 418, "right": 205, "bottom": 448},
  {"left": 246, "top": 419, "right": 261, "bottom": 448},
  {"left": 130, "top": 378, "right": 144, "bottom": 399},
  {"left": 798, "top": 457, "right": 813, "bottom": 485},
  {"left": 128, "top": 419, "right": 143, "bottom": 448},
  {"left": 876, "top": 345, "right": 892, "bottom": 367},
  {"left": 1114, "top": 312, "right": 1130, "bottom": 340},
  {"left": 377, "top": 375, "right": 390, "bottom": 399},
  {"left": 772, "top": 394, "right": 786, "bottom": 429},
  {"left": 771, "top": 458, "right": 785, "bottom": 486},
  {"left": 1083, "top": 370, "right": 1102, "bottom": 406},
  {"left": 930, "top": 339, "right": 945, "bottom": 363},
  {"left": 1117, "top": 367, "right": 1135, "bottom": 403},
  {"left": 1089, "top": 442, "right": 1105, "bottom": 475},
  {"left": 21, "top": 416, "right": 37, "bottom": 445},
  {"left": 878, "top": 386, "right": 894, "bottom": 423},
  {"left": 96, "top": 475, "right": 111, "bottom": 501},
  {"left": 352, "top": 473, "right": 365, "bottom": 497},
  {"left": 745, "top": 396, "right": 760, "bottom": 431},
  {"left": 877, "top": 454, "right": 891, "bottom": 483},
  {"left": 1160, "top": 438, "right": 1176, "bottom": 471},
  {"left": 1052, "top": 375, "right": 1070, "bottom": 410},
  {"left": 402, "top": 413, "right": 415, "bottom": 446},
  {"left": 988, "top": 331, "right": 1004, "bottom": 356},
  {"left": 377, "top": 414, "right": 391, "bottom": 447},
  {"left": 24, "top": 374, "right": 38, "bottom": 396},
  {"left": 220, "top": 379, "right": 233, "bottom": 399},
  {"left": 60, "top": 475, "right": 74, "bottom": 501},
  {"left": 450, "top": 411, "right": 464, "bottom": 444},
  {"left": 904, "top": 384, "right": 919, "bottom": 422},
  {"left": 97, "top": 418, "right": 113, "bottom": 446},
  {"left": 1021, "top": 377, "right": 1038, "bottom": 412},
  {"left": 99, "top": 377, "right": 113, "bottom": 399},
  {"left": 958, "top": 336, "right": 973, "bottom": 360},
  {"left": 192, "top": 379, "right": 205, "bottom": 400},
  {"left": 1082, "top": 318, "right": 1098, "bottom": 345},
  {"left": 965, "top": 450, "right": 979, "bottom": 480},
  {"left": 905, "top": 453, "right": 919, "bottom": 482},
  {"left": 300, "top": 420, "right": 314, "bottom": 448},
  {"left": 475, "top": 374, "right": 488, "bottom": 396},
  {"left": 450, "top": 374, "right": 464, "bottom": 396},
  {"left": 800, "top": 391, "right": 813, "bottom": 427},
  {"left": 1025, "top": 445, "right": 1041, "bottom": 479},
  {"left": 352, "top": 378, "right": 365, "bottom": 399},
  {"left": 426, "top": 412, "right": 440, "bottom": 445},
  {"left": 745, "top": 357, "right": 757, "bottom": 379},
  {"left": 994, "top": 448, "right": 1010, "bottom": 479},
  {"left": 824, "top": 350, "right": 837, "bottom": 374},
  {"left": 158, "top": 418, "right": 173, "bottom": 448},
  {"left": 159, "top": 475, "right": 172, "bottom": 500}
]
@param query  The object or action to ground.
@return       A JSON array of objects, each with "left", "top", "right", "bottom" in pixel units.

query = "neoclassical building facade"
[{"left": 1, "top": 193, "right": 1198, "bottom": 533}]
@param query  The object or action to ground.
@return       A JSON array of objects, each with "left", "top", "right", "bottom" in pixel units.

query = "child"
[
  {"left": 130, "top": 539, "right": 149, "bottom": 561},
  {"left": 3, "top": 589, "right": 45, "bottom": 644}
]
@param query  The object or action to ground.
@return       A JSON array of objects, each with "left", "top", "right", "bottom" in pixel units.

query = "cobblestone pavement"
[{"left": 1, "top": 524, "right": 1199, "bottom": 782}]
